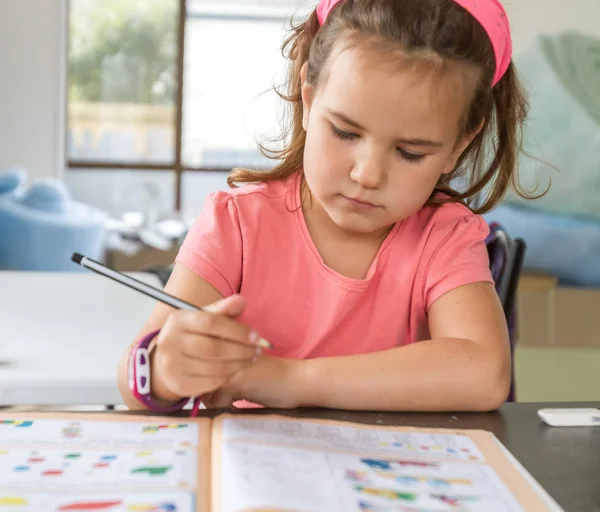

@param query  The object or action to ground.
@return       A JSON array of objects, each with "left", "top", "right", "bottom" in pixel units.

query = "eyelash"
[{"left": 330, "top": 124, "right": 426, "bottom": 163}]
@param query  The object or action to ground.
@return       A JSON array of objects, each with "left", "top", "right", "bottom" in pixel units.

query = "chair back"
[{"left": 486, "top": 223, "right": 527, "bottom": 402}]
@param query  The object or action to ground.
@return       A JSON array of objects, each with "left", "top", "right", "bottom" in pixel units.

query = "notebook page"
[
  {"left": 0, "top": 413, "right": 212, "bottom": 512},
  {"left": 211, "top": 415, "right": 561, "bottom": 512}
]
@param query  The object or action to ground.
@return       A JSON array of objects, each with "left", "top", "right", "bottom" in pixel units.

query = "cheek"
[
  {"left": 302, "top": 132, "right": 327, "bottom": 193},
  {"left": 307, "top": 120, "right": 334, "bottom": 157},
  {"left": 386, "top": 162, "right": 445, "bottom": 202},
  {"left": 304, "top": 124, "right": 348, "bottom": 178}
]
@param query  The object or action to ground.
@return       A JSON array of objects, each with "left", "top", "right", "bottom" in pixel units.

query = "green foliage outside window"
[{"left": 69, "top": 0, "right": 178, "bottom": 105}]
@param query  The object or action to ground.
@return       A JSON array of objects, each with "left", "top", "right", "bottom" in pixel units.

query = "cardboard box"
[
  {"left": 514, "top": 274, "right": 600, "bottom": 401},
  {"left": 517, "top": 273, "right": 600, "bottom": 348}
]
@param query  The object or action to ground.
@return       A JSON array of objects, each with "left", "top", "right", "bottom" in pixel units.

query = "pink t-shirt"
[{"left": 176, "top": 172, "right": 493, "bottom": 360}]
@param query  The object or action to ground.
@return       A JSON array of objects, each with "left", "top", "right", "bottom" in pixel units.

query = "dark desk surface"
[{"left": 203, "top": 401, "right": 600, "bottom": 512}]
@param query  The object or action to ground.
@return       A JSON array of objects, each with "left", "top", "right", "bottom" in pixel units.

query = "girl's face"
[{"left": 301, "top": 44, "right": 478, "bottom": 237}]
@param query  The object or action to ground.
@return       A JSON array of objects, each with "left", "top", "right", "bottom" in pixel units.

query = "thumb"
[{"left": 203, "top": 294, "right": 246, "bottom": 318}]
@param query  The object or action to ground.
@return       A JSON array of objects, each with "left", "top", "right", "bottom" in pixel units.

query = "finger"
[
  {"left": 181, "top": 356, "right": 254, "bottom": 378},
  {"left": 174, "top": 374, "right": 239, "bottom": 400},
  {"left": 159, "top": 372, "right": 224, "bottom": 399},
  {"left": 203, "top": 294, "right": 246, "bottom": 318},
  {"left": 155, "top": 357, "right": 251, "bottom": 398},
  {"left": 177, "top": 310, "right": 264, "bottom": 350},
  {"left": 158, "top": 348, "right": 254, "bottom": 379},
  {"left": 178, "top": 332, "right": 258, "bottom": 361}
]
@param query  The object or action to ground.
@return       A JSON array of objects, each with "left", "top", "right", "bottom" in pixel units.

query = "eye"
[
  {"left": 397, "top": 148, "right": 426, "bottom": 163},
  {"left": 331, "top": 124, "right": 358, "bottom": 141}
]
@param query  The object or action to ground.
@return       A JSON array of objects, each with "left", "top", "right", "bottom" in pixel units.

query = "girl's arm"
[
  {"left": 117, "top": 264, "right": 224, "bottom": 410},
  {"left": 227, "top": 281, "right": 511, "bottom": 412}
]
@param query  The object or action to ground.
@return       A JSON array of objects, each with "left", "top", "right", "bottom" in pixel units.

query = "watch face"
[
  {"left": 129, "top": 331, "right": 155, "bottom": 399},
  {"left": 135, "top": 347, "right": 151, "bottom": 395}
]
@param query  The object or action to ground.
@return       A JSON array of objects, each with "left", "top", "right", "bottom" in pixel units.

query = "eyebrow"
[{"left": 327, "top": 109, "right": 444, "bottom": 148}]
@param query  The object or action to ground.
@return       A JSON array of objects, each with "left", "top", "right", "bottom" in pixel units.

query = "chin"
[{"left": 329, "top": 211, "right": 388, "bottom": 235}]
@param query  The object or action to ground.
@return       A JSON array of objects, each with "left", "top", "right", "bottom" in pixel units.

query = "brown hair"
[{"left": 228, "top": 0, "right": 535, "bottom": 214}]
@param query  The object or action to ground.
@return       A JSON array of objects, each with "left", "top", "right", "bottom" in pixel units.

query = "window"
[{"left": 66, "top": 0, "right": 311, "bottom": 214}]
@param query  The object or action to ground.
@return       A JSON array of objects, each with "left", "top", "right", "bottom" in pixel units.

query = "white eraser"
[{"left": 538, "top": 408, "right": 600, "bottom": 427}]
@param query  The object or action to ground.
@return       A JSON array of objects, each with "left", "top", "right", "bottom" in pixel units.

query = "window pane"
[
  {"left": 65, "top": 169, "right": 176, "bottom": 218},
  {"left": 182, "top": 1, "right": 311, "bottom": 169},
  {"left": 181, "top": 171, "right": 229, "bottom": 217},
  {"left": 67, "top": 0, "right": 179, "bottom": 164}
]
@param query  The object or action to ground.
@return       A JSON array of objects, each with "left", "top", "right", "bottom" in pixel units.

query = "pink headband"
[{"left": 316, "top": 0, "right": 512, "bottom": 86}]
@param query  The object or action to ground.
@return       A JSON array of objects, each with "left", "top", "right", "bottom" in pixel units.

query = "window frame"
[{"left": 65, "top": 0, "right": 293, "bottom": 210}]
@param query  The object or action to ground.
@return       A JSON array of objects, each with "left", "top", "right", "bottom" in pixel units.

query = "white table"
[{"left": 0, "top": 271, "right": 163, "bottom": 406}]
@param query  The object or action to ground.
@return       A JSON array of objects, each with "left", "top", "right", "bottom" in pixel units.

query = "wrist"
[
  {"left": 289, "top": 357, "right": 318, "bottom": 408},
  {"left": 128, "top": 329, "right": 189, "bottom": 412},
  {"left": 275, "top": 357, "right": 303, "bottom": 409},
  {"left": 226, "top": 355, "right": 305, "bottom": 409},
  {"left": 149, "top": 343, "right": 188, "bottom": 405}
]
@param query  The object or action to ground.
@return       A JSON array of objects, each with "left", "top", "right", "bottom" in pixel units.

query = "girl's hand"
[
  {"left": 150, "top": 294, "right": 264, "bottom": 403},
  {"left": 202, "top": 355, "right": 301, "bottom": 410}
]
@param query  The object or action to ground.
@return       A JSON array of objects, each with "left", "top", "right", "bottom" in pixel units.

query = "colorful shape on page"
[
  {"left": 360, "top": 459, "right": 391, "bottom": 470},
  {"left": 0, "top": 420, "right": 33, "bottom": 428},
  {"left": 128, "top": 503, "right": 177, "bottom": 512},
  {"left": 345, "top": 470, "right": 370, "bottom": 483},
  {"left": 42, "top": 469, "right": 64, "bottom": 477},
  {"left": 0, "top": 497, "right": 28, "bottom": 507},
  {"left": 62, "top": 422, "right": 82, "bottom": 439},
  {"left": 431, "top": 493, "right": 480, "bottom": 506},
  {"left": 142, "top": 424, "right": 188, "bottom": 434},
  {"left": 59, "top": 500, "right": 123, "bottom": 511},
  {"left": 354, "top": 485, "right": 417, "bottom": 502},
  {"left": 130, "top": 466, "right": 172, "bottom": 476}
]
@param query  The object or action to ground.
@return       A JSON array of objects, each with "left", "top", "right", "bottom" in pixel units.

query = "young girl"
[{"left": 118, "top": 0, "right": 529, "bottom": 413}]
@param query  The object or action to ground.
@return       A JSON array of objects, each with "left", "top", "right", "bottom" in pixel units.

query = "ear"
[
  {"left": 300, "top": 62, "right": 315, "bottom": 131},
  {"left": 442, "top": 118, "right": 486, "bottom": 175}
]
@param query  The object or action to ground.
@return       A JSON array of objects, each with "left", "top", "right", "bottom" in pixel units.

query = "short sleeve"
[
  {"left": 423, "top": 213, "right": 494, "bottom": 310},
  {"left": 175, "top": 191, "right": 243, "bottom": 297}
]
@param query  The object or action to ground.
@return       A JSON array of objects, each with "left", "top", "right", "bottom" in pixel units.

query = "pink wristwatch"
[{"left": 128, "top": 329, "right": 191, "bottom": 413}]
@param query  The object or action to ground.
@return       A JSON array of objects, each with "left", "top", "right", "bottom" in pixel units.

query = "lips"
[
  {"left": 346, "top": 196, "right": 379, "bottom": 207},
  {"left": 352, "top": 198, "right": 376, "bottom": 206}
]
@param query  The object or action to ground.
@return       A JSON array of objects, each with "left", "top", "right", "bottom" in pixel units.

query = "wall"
[
  {"left": 0, "top": 1, "right": 66, "bottom": 182},
  {"left": 505, "top": 0, "right": 600, "bottom": 53}
]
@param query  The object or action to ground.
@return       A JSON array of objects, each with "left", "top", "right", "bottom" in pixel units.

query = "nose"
[{"left": 349, "top": 147, "right": 385, "bottom": 189}]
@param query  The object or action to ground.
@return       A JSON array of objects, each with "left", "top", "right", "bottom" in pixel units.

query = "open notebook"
[{"left": 0, "top": 412, "right": 563, "bottom": 512}]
